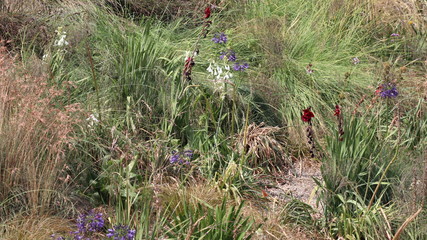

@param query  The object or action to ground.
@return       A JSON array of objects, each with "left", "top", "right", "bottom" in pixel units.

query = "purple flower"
[
  {"left": 170, "top": 151, "right": 181, "bottom": 164},
  {"left": 73, "top": 235, "right": 84, "bottom": 240},
  {"left": 75, "top": 210, "right": 104, "bottom": 234},
  {"left": 212, "top": 33, "right": 227, "bottom": 44},
  {"left": 228, "top": 53, "right": 237, "bottom": 62},
  {"left": 233, "top": 62, "right": 249, "bottom": 71},
  {"left": 50, "top": 234, "right": 65, "bottom": 240},
  {"left": 170, "top": 150, "right": 194, "bottom": 165},
  {"left": 390, "top": 33, "right": 400, "bottom": 37},
  {"left": 352, "top": 57, "right": 360, "bottom": 65},
  {"left": 220, "top": 50, "right": 237, "bottom": 62},
  {"left": 107, "top": 225, "right": 136, "bottom": 240},
  {"left": 183, "top": 150, "right": 193, "bottom": 159},
  {"left": 380, "top": 83, "right": 399, "bottom": 98}
]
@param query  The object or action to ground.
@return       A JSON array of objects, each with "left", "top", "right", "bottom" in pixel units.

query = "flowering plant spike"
[
  {"left": 334, "top": 104, "right": 344, "bottom": 141},
  {"left": 302, "top": 107, "right": 316, "bottom": 158}
]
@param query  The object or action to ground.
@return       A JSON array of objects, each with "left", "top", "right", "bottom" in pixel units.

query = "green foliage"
[
  {"left": 167, "top": 198, "right": 257, "bottom": 240},
  {"left": 319, "top": 116, "right": 398, "bottom": 214},
  {"left": 316, "top": 115, "right": 408, "bottom": 239},
  {"left": 281, "top": 199, "right": 315, "bottom": 227}
]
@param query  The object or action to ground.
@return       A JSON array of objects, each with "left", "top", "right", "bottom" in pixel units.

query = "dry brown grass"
[
  {"left": 1, "top": 0, "right": 49, "bottom": 14},
  {"left": 158, "top": 178, "right": 224, "bottom": 214},
  {"left": 242, "top": 201, "right": 324, "bottom": 240},
  {"left": 370, "top": 0, "right": 426, "bottom": 27},
  {"left": 234, "top": 122, "right": 291, "bottom": 170},
  {"left": 0, "top": 214, "right": 72, "bottom": 240},
  {"left": 0, "top": 40, "right": 81, "bottom": 217},
  {"left": 105, "top": 0, "right": 212, "bottom": 20},
  {"left": 0, "top": 6, "right": 51, "bottom": 55}
]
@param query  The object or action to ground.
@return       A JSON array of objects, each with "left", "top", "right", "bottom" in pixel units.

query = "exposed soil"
[{"left": 265, "top": 160, "right": 322, "bottom": 210}]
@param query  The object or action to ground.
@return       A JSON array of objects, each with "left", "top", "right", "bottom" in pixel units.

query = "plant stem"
[
  {"left": 367, "top": 149, "right": 398, "bottom": 210},
  {"left": 86, "top": 43, "right": 102, "bottom": 122}
]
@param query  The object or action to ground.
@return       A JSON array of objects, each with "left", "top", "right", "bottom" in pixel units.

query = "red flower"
[
  {"left": 375, "top": 85, "right": 382, "bottom": 95},
  {"left": 301, "top": 107, "right": 314, "bottom": 122},
  {"left": 262, "top": 190, "right": 268, "bottom": 198},
  {"left": 204, "top": 6, "right": 211, "bottom": 19},
  {"left": 334, "top": 105, "right": 341, "bottom": 116},
  {"left": 184, "top": 57, "right": 195, "bottom": 72},
  {"left": 183, "top": 57, "right": 195, "bottom": 80}
]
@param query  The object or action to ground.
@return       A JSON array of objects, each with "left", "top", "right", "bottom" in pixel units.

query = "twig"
[{"left": 392, "top": 208, "right": 422, "bottom": 240}]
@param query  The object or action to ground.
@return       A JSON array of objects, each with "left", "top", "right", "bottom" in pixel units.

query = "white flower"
[
  {"left": 54, "top": 34, "right": 69, "bottom": 47},
  {"left": 352, "top": 57, "right": 360, "bottom": 65},
  {"left": 207, "top": 64, "right": 213, "bottom": 73},
  {"left": 54, "top": 27, "right": 69, "bottom": 47},
  {"left": 184, "top": 51, "right": 191, "bottom": 60},
  {"left": 42, "top": 53, "right": 49, "bottom": 62},
  {"left": 86, "top": 114, "right": 99, "bottom": 127},
  {"left": 216, "top": 66, "right": 223, "bottom": 75}
]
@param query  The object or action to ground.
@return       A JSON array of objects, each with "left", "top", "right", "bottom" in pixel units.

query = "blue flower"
[
  {"left": 352, "top": 57, "right": 360, "bottom": 65},
  {"left": 75, "top": 211, "right": 104, "bottom": 234},
  {"left": 170, "top": 152, "right": 181, "bottom": 164},
  {"left": 107, "top": 225, "right": 136, "bottom": 240},
  {"left": 212, "top": 33, "right": 227, "bottom": 44},
  {"left": 183, "top": 150, "right": 193, "bottom": 159},
  {"left": 233, "top": 62, "right": 249, "bottom": 71},
  {"left": 380, "top": 83, "right": 399, "bottom": 98},
  {"left": 220, "top": 50, "right": 237, "bottom": 62},
  {"left": 170, "top": 150, "right": 194, "bottom": 165},
  {"left": 50, "top": 234, "right": 65, "bottom": 240}
]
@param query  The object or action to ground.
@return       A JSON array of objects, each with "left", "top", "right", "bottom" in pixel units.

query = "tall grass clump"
[
  {"left": 316, "top": 113, "right": 411, "bottom": 239},
  {"left": 167, "top": 198, "right": 256, "bottom": 240},
  {"left": 0, "top": 41, "right": 81, "bottom": 217}
]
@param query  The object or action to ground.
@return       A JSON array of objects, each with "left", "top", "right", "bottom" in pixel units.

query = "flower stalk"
[
  {"left": 301, "top": 107, "right": 316, "bottom": 158},
  {"left": 334, "top": 104, "right": 344, "bottom": 141},
  {"left": 182, "top": 5, "right": 213, "bottom": 82}
]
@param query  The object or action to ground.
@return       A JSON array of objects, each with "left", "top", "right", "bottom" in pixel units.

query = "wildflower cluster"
[
  {"left": 212, "top": 32, "right": 249, "bottom": 71},
  {"left": 170, "top": 150, "right": 194, "bottom": 165},
  {"left": 106, "top": 225, "right": 136, "bottom": 240},
  {"left": 207, "top": 63, "right": 233, "bottom": 80},
  {"left": 50, "top": 210, "right": 135, "bottom": 240},
  {"left": 379, "top": 83, "right": 399, "bottom": 98},
  {"left": 75, "top": 211, "right": 104, "bottom": 234}
]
